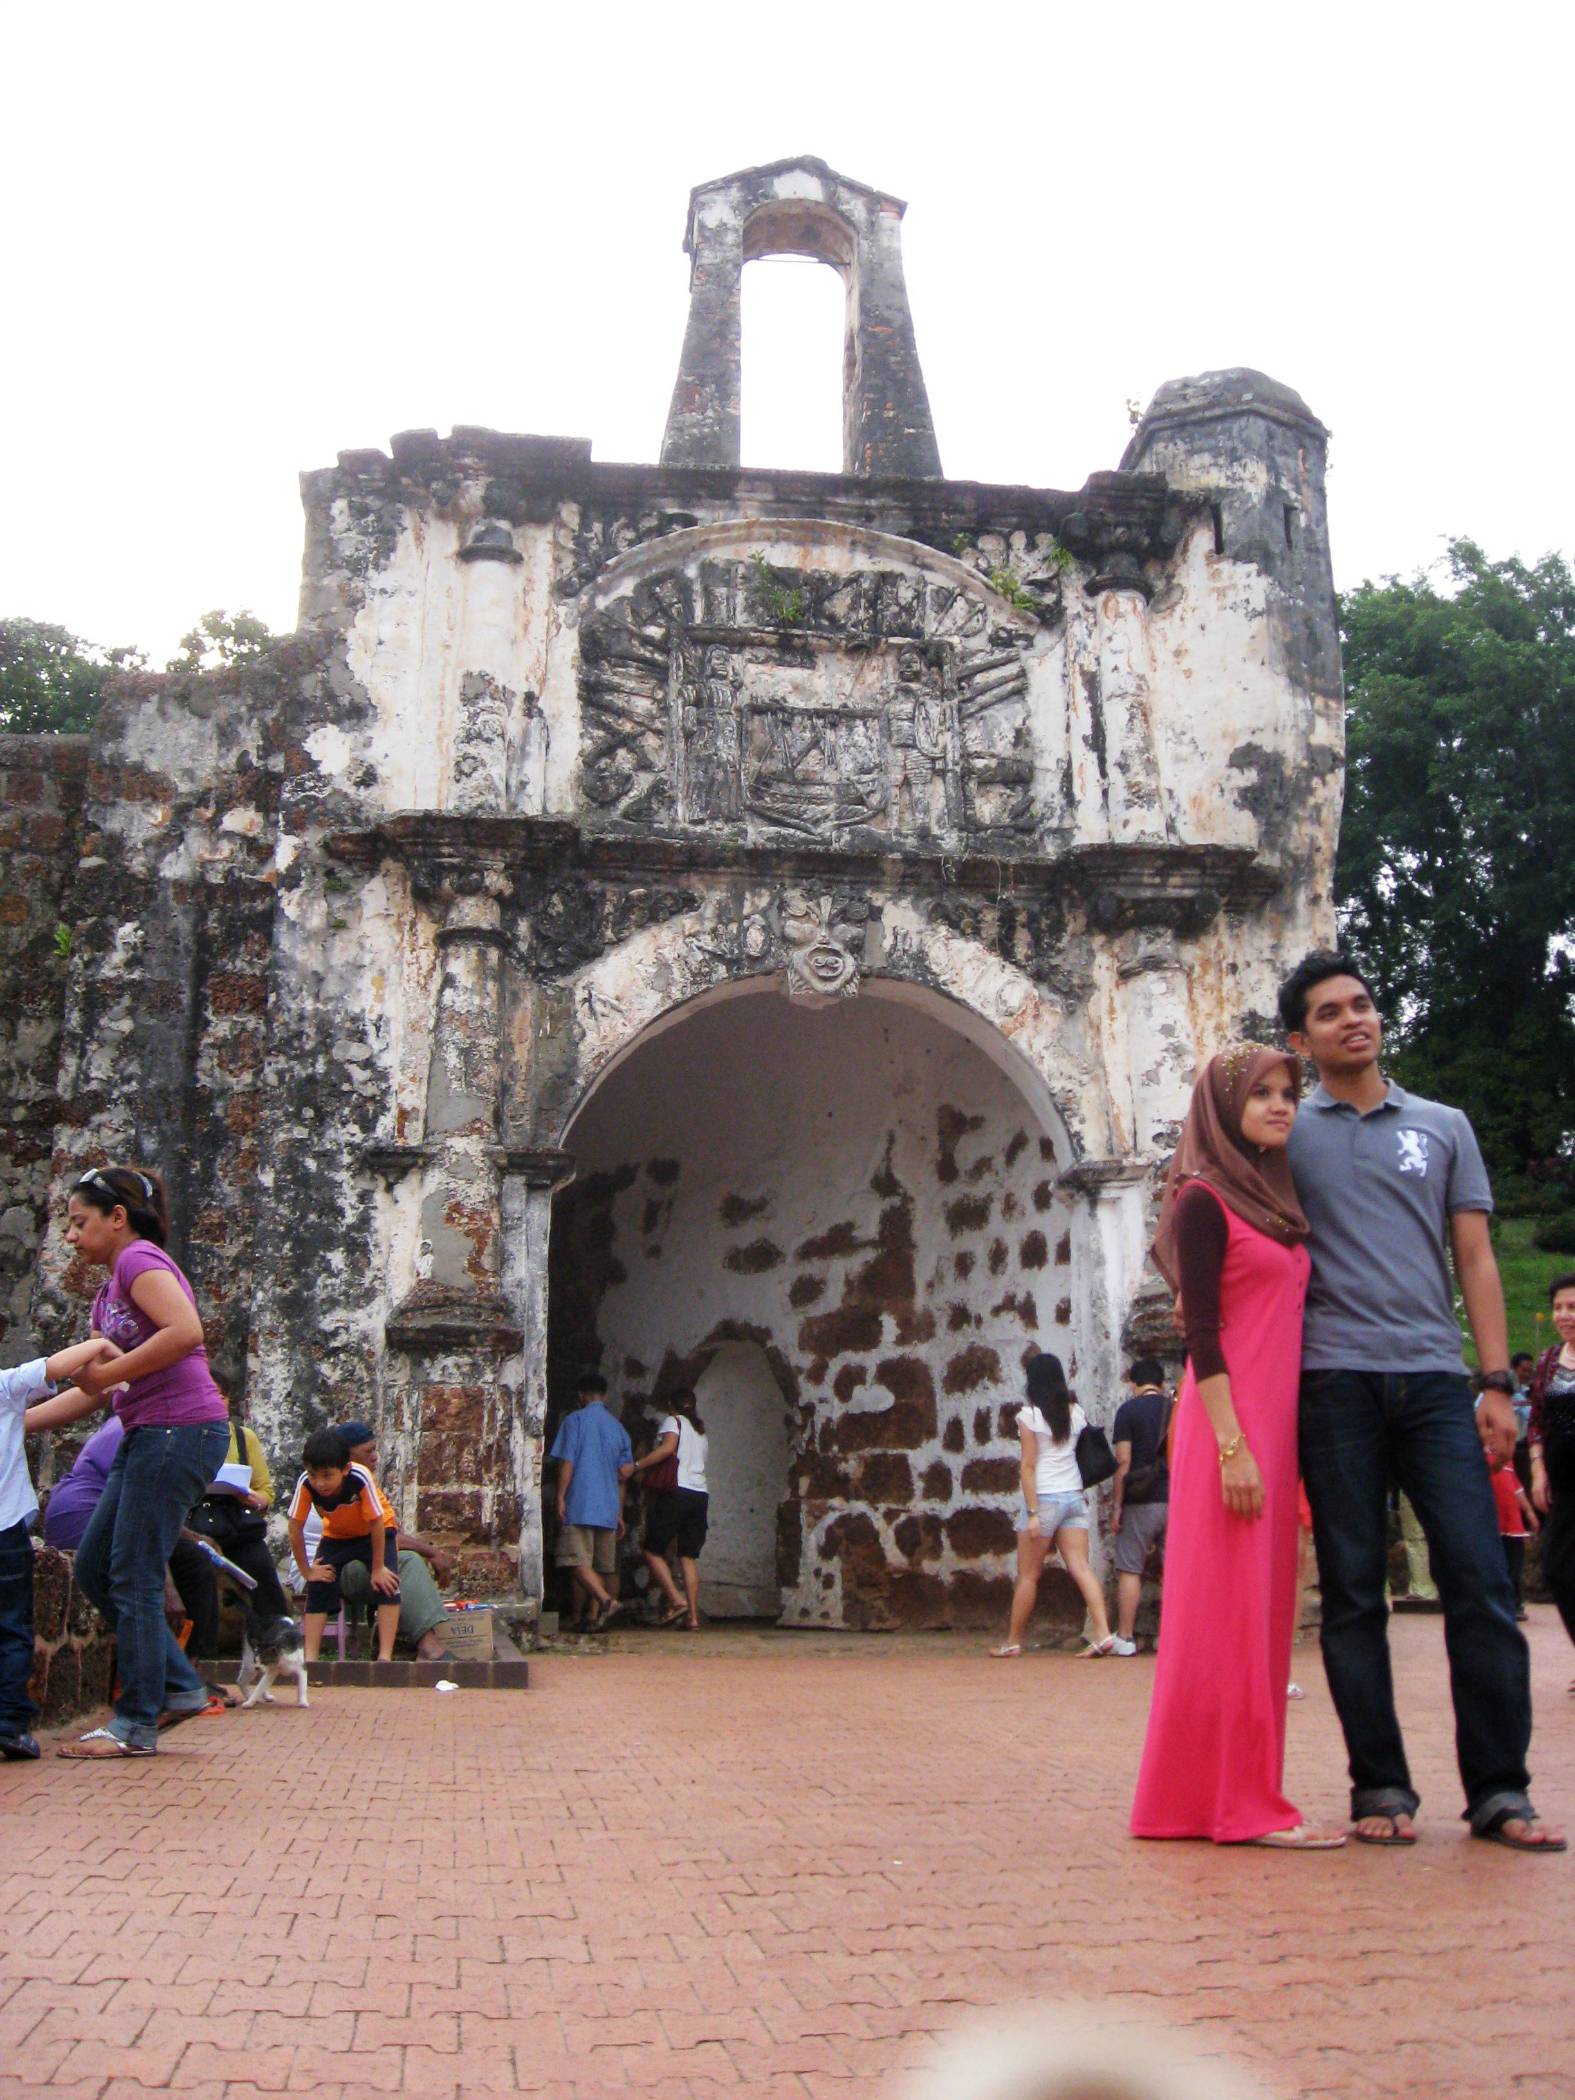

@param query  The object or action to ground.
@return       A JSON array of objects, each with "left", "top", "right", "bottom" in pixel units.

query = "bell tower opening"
[{"left": 741, "top": 254, "right": 846, "bottom": 474}]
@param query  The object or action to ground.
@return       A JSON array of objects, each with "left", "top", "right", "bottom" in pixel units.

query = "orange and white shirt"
[{"left": 287, "top": 1461, "right": 395, "bottom": 1543}]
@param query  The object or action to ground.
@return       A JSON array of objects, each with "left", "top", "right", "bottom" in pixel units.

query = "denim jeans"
[
  {"left": 1299, "top": 1370, "right": 1533, "bottom": 1831},
  {"left": 73, "top": 1420, "right": 232, "bottom": 1749},
  {"left": 0, "top": 1518, "right": 38, "bottom": 1738}
]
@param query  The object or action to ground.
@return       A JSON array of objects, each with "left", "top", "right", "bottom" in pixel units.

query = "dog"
[{"left": 237, "top": 1614, "right": 310, "bottom": 1709}]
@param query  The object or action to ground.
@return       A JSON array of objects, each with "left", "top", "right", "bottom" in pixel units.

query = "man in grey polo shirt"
[{"left": 1280, "top": 953, "right": 1562, "bottom": 1853}]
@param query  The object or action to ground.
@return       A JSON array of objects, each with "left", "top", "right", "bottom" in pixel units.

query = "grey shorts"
[
  {"left": 1113, "top": 1499, "right": 1168, "bottom": 1574},
  {"left": 1016, "top": 1491, "right": 1088, "bottom": 1536}
]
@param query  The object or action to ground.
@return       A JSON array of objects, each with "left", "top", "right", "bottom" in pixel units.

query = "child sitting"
[
  {"left": 3, "top": 1336, "right": 121, "bottom": 1759},
  {"left": 287, "top": 1428, "right": 400, "bottom": 1661}
]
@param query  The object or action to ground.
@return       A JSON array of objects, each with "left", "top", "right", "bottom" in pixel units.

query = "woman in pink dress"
[{"left": 1130, "top": 1045, "right": 1344, "bottom": 1849}]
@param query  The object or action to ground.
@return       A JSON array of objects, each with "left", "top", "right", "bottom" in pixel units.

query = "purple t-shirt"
[
  {"left": 42, "top": 1415, "right": 124, "bottom": 1550},
  {"left": 91, "top": 1241, "right": 228, "bottom": 1429}
]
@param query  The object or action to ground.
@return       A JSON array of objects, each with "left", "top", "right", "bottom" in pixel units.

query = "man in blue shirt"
[
  {"left": 550, "top": 1373, "right": 633, "bottom": 1630},
  {"left": 1281, "top": 953, "right": 1562, "bottom": 1853}
]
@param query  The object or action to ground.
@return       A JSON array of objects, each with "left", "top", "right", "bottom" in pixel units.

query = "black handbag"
[
  {"left": 190, "top": 1423, "right": 269, "bottom": 1545},
  {"left": 1075, "top": 1420, "right": 1119, "bottom": 1489}
]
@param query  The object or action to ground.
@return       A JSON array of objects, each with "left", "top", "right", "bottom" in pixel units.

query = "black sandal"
[
  {"left": 1352, "top": 1812, "right": 1418, "bottom": 1846},
  {"left": 1473, "top": 1814, "right": 1567, "bottom": 1853}
]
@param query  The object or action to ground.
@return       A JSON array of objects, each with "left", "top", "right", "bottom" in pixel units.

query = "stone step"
[{"left": 214, "top": 1657, "right": 528, "bottom": 1691}]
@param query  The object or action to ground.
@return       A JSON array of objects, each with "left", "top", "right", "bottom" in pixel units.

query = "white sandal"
[
  {"left": 988, "top": 1643, "right": 1023, "bottom": 1658},
  {"left": 1248, "top": 1823, "right": 1347, "bottom": 1850},
  {"left": 1080, "top": 1637, "right": 1117, "bottom": 1658}
]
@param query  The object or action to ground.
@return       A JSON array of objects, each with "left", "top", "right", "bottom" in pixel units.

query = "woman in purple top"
[{"left": 44, "top": 1166, "right": 231, "bottom": 1758}]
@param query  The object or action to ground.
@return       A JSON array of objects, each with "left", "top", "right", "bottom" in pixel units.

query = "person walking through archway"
[
  {"left": 629, "top": 1388, "right": 710, "bottom": 1629},
  {"left": 990, "top": 1352, "right": 1116, "bottom": 1659},
  {"left": 51, "top": 1168, "right": 233, "bottom": 1760},
  {"left": 1130, "top": 1045, "right": 1344, "bottom": 1849}
]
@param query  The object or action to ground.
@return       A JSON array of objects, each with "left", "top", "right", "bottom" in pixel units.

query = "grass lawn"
[{"left": 1462, "top": 1214, "right": 1569, "bottom": 1367}]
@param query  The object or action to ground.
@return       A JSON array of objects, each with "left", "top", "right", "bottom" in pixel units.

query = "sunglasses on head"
[{"left": 74, "top": 1168, "right": 155, "bottom": 1202}]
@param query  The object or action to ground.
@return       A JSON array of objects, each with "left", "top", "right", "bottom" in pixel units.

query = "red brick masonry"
[{"left": 1, "top": 1612, "right": 1570, "bottom": 2100}]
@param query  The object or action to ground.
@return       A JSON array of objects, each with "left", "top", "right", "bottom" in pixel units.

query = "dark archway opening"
[{"left": 545, "top": 980, "right": 1084, "bottom": 1630}]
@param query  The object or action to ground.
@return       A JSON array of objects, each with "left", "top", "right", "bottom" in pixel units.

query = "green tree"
[
  {"left": 0, "top": 618, "right": 132, "bottom": 734},
  {"left": 166, "top": 609, "right": 272, "bottom": 673},
  {"left": 1335, "top": 540, "right": 1575, "bottom": 1178}
]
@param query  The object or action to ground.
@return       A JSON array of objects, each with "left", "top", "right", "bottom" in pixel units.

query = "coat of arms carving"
[{"left": 577, "top": 541, "right": 1039, "bottom": 851}]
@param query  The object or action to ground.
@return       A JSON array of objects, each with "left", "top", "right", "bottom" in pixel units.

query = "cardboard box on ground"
[{"left": 441, "top": 1608, "right": 494, "bottom": 1660}]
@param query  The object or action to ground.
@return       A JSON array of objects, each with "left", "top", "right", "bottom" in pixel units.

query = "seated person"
[
  {"left": 286, "top": 1428, "right": 400, "bottom": 1661},
  {"left": 297, "top": 1421, "right": 456, "bottom": 1662},
  {"left": 186, "top": 1415, "right": 293, "bottom": 1629}
]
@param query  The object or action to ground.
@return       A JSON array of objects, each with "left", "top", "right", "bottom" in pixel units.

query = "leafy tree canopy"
[
  {"left": 0, "top": 619, "right": 137, "bottom": 734},
  {"left": 166, "top": 609, "right": 272, "bottom": 674},
  {"left": 1336, "top": 539, "right": 1575, "bottom": 1178},
  {"left": 0, "top": 610, "right": 274, "bottom": 734}
]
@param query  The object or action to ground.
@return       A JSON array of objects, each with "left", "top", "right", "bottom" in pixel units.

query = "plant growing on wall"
[{"left": 748, "top": 552, "right": 804, "bottom": 628}]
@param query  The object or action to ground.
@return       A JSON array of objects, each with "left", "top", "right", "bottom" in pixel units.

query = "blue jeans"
[
  {"left": 74, "top": 1420, "right": 231, "bottom": 1750},
  {"left": 1299, "top": 1370, "right": 1533, "bottom": 1831},
  {"left": 0, "top": 1518, "right": 38, "bottom": 1738}
]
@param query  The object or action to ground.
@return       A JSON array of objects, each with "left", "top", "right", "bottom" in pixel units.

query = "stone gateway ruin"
[{"left": 0, "top": 158, "right": 1342, "bottom": 1628}]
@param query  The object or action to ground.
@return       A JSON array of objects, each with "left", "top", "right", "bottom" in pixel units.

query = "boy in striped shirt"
[{"left": 287, "top": 1427, "right": 400, "bottom": 1661}]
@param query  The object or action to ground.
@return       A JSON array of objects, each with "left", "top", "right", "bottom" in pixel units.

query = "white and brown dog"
[{"left": 237, "top": 1615, "right": 310, "bottom": 1709}]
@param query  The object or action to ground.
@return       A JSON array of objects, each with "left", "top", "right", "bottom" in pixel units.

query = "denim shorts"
[{"left": 1017, "top": 1490, "right": 1088, "bottom": 1536}]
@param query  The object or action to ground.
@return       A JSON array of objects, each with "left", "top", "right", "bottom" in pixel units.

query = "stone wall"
[
  {"left": 28, "top": 1542, "right": 114, "bottom": 1726},
  {"left": 0, "top": 735, "right": 86, "bottom": 1371}
]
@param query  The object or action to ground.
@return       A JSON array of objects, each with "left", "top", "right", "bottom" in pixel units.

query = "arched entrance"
[{"left": 545, "top": 976, "right": 1086, "bottom": 1629}]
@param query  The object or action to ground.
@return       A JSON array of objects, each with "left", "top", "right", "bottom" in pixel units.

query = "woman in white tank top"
[
  {"left": 990, "top": 1352, "right": 1117, "bottom": 1658},
  {"left": 627, "top": 1387, "right": 710, "bottom": 1628}
]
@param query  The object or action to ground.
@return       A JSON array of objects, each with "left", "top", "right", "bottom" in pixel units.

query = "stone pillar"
[
  {"left": 384, "top": 882, "right": 522, "bottom": 1586},
  {"left": 1092, "top": 587, "right": 1167, "bottom": 844},
  {"left": 452, "top": 521, "right": 522, "bottom": 816},
  {"left": 661, "top": 198, "right": 745, "bottom": 470},
  {"left": 498, "top": 1146, "right": 575, "bottom": 1610},
  {"left": 1117, "top": 930, "right": 1198, "bottom": 1158}
]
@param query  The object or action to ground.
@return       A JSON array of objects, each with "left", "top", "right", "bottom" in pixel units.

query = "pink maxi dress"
[{"left": 1130, "top": 1193, "right": 1310, "bottom": 1841}]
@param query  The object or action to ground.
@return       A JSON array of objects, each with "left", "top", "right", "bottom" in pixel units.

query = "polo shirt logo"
[{"left": 1397, "top": 1128, "right": 1430, "bottom": 1177}]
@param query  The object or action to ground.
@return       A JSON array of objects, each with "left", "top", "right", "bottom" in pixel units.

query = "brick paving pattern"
[{"left": 2, "top": 1612, "right": 1571, "bottom": 2100}]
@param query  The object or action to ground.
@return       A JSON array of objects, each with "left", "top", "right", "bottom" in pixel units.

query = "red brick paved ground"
[{"left": 3, "top": 1610, "right": 1571, "bottom": 2100}]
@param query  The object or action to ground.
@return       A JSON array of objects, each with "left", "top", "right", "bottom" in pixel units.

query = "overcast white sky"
[{"left": 1, "top": 1, "right": 1569, "bottom": 663}]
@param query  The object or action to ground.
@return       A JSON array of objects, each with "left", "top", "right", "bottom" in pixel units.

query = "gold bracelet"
[{"left": 1218, "top": 1433, "right": 1244, "bottom": 1466}]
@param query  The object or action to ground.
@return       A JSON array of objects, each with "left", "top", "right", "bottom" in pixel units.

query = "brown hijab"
[{"left": 1150, "top": 1043, "right": 1311, "bottom": 1291}]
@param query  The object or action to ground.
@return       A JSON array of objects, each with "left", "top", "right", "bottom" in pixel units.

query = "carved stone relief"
[{"left": 578, "top": 551, "right": 1039, "bottom": 850}]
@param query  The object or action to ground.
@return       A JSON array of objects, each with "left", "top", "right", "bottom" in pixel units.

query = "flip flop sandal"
[
  {"left": 1473, "top": 1817, "right": 1568, "bottom": 1853},
  {"left": 1080, "top": 1637, "right": 1117, "bottom": 1658},
  {"left": 658, "top": 1606, "right": 688, "bottom": 1627},
  {"left": 157, "top": 1695, "right": 226, "bottom": 1731},
  {"left": 1352, "top": 1813, "right": 1418, "bottom": 1846},
  {"left": 58, "top": 1728, "right": 155, "bottom": 1760},
  {"left": 988, "top": 1644, "right": 1023, "bottom": 1658},
  {"left": 1249, "top": 1825, "right": 1347, "bottom": 1850}
]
